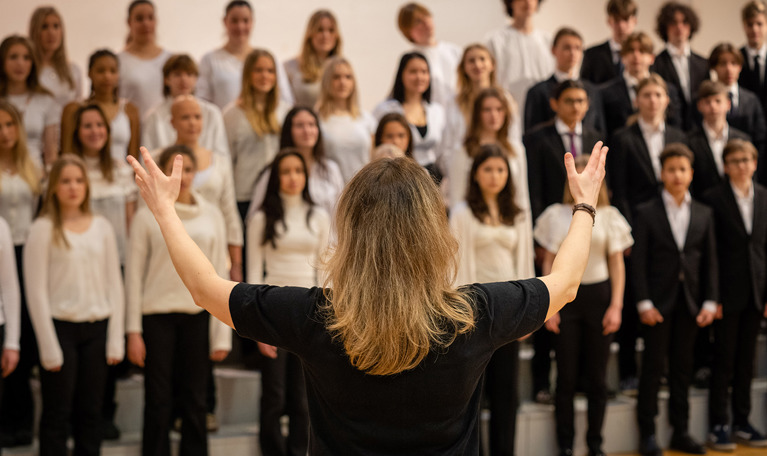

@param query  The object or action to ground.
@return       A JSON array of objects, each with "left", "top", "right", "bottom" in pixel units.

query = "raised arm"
[
  {"left": 538, "top": 141, "right": 608, "bottom": 320},
  {"left": 127, "top": 147, "right": 237, "bottom": 328}
]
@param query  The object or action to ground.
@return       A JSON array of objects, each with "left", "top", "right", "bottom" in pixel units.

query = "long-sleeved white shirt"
[
  {"left": 319, "top": 112, "right": 376, "bottom": 183},
  {"left": 126, "top": 194, "right": 231, "bottom": 352},
  {"left": 24, "top": 215, "right": 125, "bottom": 370},
  {"left": 0, "top": 170, "right": 39, "bottom": 246},
  {"left": 142, "top": 97, "right": 230, "bottom": 156},
  {"left": 0, "top": 217, "right": 21, "bottom": 351},
  {"left": 246, "top": 193, "right": 330, "bottom": 287},
  {"left": 4, "top": 92, "right": 60, "bottom": 170},
  {"left": 284, "top": 57, "right": 321, "bottom": 109},
  {"left": 118, "top": 50, "right": 172, "bottom": 118}
]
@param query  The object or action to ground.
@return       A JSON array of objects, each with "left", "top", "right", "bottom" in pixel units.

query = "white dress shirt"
[
  {"left": 609, "top": 39, "right": 622, "bottom": 64},
  {"left": 702, "top": 122, "right": 729, "bottom": 176},
  {"left": 667, "top": 43, "right": 692, "bottom": 102},
  {"left": 745, "top": 43, "right": 767, "bottom": 84},
  {"left": 731, "top": 181, "right": 755, "bottom": 234},
  {"left": 637, "top": 118, "right": 665, "bottom": 180},
  {"left": 623, "top": 70, "right": 644, "bottom": 108},
  {"left": 727, "top": 83, "right": 740, "bottom": 110},
  {"left": 555, "top": 118, "right": 583, "bottom": 157}
]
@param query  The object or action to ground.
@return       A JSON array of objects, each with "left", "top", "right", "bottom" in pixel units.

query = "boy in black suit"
[
  {"left": 651, "top": 2, "right": 709, "bottom": 131},
  {"left": 689, "top": 81, "right": 751, "bottom": 197},
  {"left": 633, "top": 144, "right": 718, "bottom": 456},
  {"left": 703, "top": 139, "right": 767, "bottom": 451},
  {"left": 524, "top": 28, "right": 605, "bottom": 134},
  {"left": 740, "top": 1, "right": 767, "bottom": 114},
  {"left": 581, "top": 0, "right": 638, "bottom": 85}
]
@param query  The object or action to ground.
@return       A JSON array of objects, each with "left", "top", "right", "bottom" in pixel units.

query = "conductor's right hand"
[{"left": 565, "top": 141, "right": 608, "bottom": 207}]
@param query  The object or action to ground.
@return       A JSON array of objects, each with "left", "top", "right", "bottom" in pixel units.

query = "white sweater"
[
  {"left": 24, "top": 215, "right": 125, "bottom": 370},
  {"left": 247, "top": 193, "right": 330, "bottom": 287},
  {"left": 320, "top": 112, "right": 376, "bottom": 183},
  {"left": 0, "top": 217, "right": 21, "bottom": 351},
  {"left": 126, "top": 194, "right": 232, "bottom": 352},
  {"left": 142, "top": 97, "right": 230, "bottom": 156}
]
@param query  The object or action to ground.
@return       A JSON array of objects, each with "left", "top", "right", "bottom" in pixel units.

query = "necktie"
[
  {"left": 567, "top": 132, "right": 577, "bottom": 157},
  {"left": 614, "top": 50, "right": 623, "bottom": 76},
  {"left": 729, "top": 91, "right": 737, "bottom": 116},
  {"left": 754, "top": 55, "right": 762, "bottom": 87}
]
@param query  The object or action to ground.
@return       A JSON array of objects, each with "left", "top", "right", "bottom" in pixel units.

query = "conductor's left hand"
[{"left": 127, "top": 146, "right": 181, "bottom": 216}]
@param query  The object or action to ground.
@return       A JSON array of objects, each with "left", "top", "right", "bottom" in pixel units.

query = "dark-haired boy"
[
  {"left": 633, "top": 144, "right": 718, "bottom": 456},
  {"left": 581, "top": 0, "right": 638, "bottom": 84},
  {"left": 702, "top": 139, "right": 767, "bottom": 451},
  {"left": 740, "top": 1, "right": 767, "bottom": 112}
]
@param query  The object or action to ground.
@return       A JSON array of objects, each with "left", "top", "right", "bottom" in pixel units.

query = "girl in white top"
[
  {"left": 373, "top": 52, "right": 447, "bottom": 181},
  {"left": 0, "top": 216, "right": 20, "bottom": 383},
  {"left": 449, "top": 87, "right": 531, "bottom": 236},
  {"left": 445, "top": 44, "right": 523, "bottom": 153},
  {"left": 69, "top": 104, "right": 137, "bottom": 264},
  {"left": 118, "top": 1, "right": 172, "bottom": 117},
  {"left": 28, "top": 7, "right": 83, "bottom": 106},
  {"left": 126, "top": 146, "right": 231, "bottom": 456},
  {"left": 197, "top": 0, "right": 293, "bottom": 109},
  {"left": 164, "top": 96, "right": 243, "bottom": 281},
  {"left": 485, "top": 0, "right": 554, "bottom": 117},
  {"left": 450, "top": 144, "right": 534, "bottom": 455},
  {"left": 247, "top": 149, "right": 329, "bottom": 456},
  {"left": 0, "top": 36, "right": 61, "bottom": 170},
  {"left": 142, "top": 54, "right": 229, "bottom": 155},
  {"left": 316, "top": 57, "right": 375, "bottom": 183},
  {"left": 61, "top": 49, "right": 140, "bottom": 161},
  {"left": 247, "top": 107, "right": 344, "bottom": 222},
  {"left": 396, "top": 3, "right": 462, "bottom": 108},
  {"left": 535, "top": 155, "right": 632, "bottom": 456},
  {"left": 24, "top": 155, "right": 124, "bottom": 456},
  {"left": 223, "top": 49, "right": 290, "bottom": 217},
  {"left": 284, "top": 10, "right": 343, "bottom": 108}
]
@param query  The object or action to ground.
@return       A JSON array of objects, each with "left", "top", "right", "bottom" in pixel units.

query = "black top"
[{"left": 229, "top": 279, "right": 549, "bottom": 455}]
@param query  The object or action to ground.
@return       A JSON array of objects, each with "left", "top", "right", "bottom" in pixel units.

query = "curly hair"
[{"left": 655, "top": 1, "right": 700, "bottom": 43}]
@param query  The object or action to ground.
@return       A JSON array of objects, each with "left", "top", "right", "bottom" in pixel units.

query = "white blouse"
[
  {"left": 0, "top": 171, "right": 39, "bottom": 246},
  {"left": 450, "top": 201, "right": 535, "bottom": 286},
  {"left": 5, "top": 92, "right": 61, "bottom": 169},
  {"left": 284, "top": 57, "right": 321, "bottom": 108},
  {"left": 372, "top": 99, "right": 448, "bottom": 171},
  {"left": 534, "top": 204, "right": 633, "bottom": 284},
  {"left": 126, "top": 196, "right": 231, "bottom": 352},
  {"left": 412, "top": 41, "right": 462, "bottom": 108},
  {"left": 320, "top": 111, "right": 376, "bottom": 183},
  {"left": 118, "top": 49, "right": 172, "bottom": 117},
  {"left": 39, "top": 63, "right": 83, "bottom": 106},
  {"left": 110, "top": 98, "right": 133, "bottom": 161},
  {"left": 197, "top": 47, "right": 294, "bottom": 110},
  {"left": 247, "top": 159, "right": 344, "bottom": 224},
  {"left": 247, "top": 193, "right": 330, "bottom": 287},
  {"left": 223, "top": 101, "right": 290, "bottom": 201},
  {"left": 24, "top": 215, "right": 125, "bottom": 370},
  {"left": 83, "top": 156, "right": 137, "bottom": 264},
  {"left": 485, "top": 26, "right": 554, "bottom": 117},
  {"left": 0, "top": 216, "right": 21, "bottom": 351},
  {"left": 142, "top": 97, "right": 229, "bottom": 155}
]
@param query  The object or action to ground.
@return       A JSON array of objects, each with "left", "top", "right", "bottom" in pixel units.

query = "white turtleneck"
[
  {"left": 126, "top": 191, "right": 231, "bottom": 352},
  {"left": 246, "top": 192, "right": 330, "bottom": 287}
]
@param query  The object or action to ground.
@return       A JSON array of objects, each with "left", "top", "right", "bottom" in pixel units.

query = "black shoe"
[
  {"left": 558, "top": 449, "right": 573, "bottom": 456},
  {"left": 102, "top": 420, "right": 121, "bottom": 441},
  {"left": 639, "top": 434, "right": 663, "bottom": 456},
  {"left": 588, "top": 449, "right": 607, "bottom": 456},
  {"left": 733, "top": 422, "right": 767, "bottom": 447},
  {"left": 670, "top": 432, "right": 706, "bottom": 454},
  {"left": 707, "top": 424, "right": 736, "bottom": 452}
]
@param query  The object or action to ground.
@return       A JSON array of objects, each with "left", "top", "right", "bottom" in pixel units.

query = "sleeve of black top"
[
  {"left": 229, "top": 282, "right": 321, "bottom": 353},
  {"left": 475, "top": 278, "right": 550, "bottom": 349}
]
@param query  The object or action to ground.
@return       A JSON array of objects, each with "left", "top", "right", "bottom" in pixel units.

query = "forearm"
[{"left": 607, "top": 252, "right": 625, "bottom": 308}]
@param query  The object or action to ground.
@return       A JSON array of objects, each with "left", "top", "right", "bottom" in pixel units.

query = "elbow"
[{"left": 563, "top": 283, "right": 580, "bottom": 304}]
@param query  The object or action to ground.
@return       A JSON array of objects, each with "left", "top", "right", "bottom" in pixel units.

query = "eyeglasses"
[
  {"left": 724, "top": 157, "right": 754, "bottom": 166},
  {"left": 560, "top": 97, "right": 588, "bottom": 106}
]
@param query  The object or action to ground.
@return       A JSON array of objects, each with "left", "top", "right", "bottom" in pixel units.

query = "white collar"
[
  {"left": 554, "top": 70, "right": 576, "bottom": 83},
  {"left": 637, "top": 117, "right": 665, "bottom": 135},
  {"left": 662, "top": 189, "right": 691, "bottom": 208},
  {"left": 555, "top": 117, "right": 582, "bottom": 136},
  {"left": 730, "top": 180, "right": 755, "bottom": 200},
  {"left": 702, "top": 121, "right": 729, "bottom": 141},
  {"left": 667, "top": 42, "right": 691, "bottom": 58},
  {"left": 608, "top": 39, "right": 622, "bottom": 53},
  {"left": 623, "top": 70, "right": 646, "bottom": 87},
  {"left": 746, "top": 43, "right": 767, "bottom": 59}
]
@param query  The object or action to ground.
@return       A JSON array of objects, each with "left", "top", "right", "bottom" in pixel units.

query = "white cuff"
[
  {"left": 637, "top": 299, "right": 655, "bottom": 314},
  {"left": 702, "top": 300, "right": 718, "bottom": 314}
]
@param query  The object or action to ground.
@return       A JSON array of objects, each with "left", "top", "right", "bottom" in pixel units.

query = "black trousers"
[
  {"left": 709, "top": 304, "right": 763, "bottom": 427},
  {"left": 39, "top": 319, "right": 108, "bottom": 456},
  {"left": 636, "top": 291, "right": 698, "bottom": 437},
  {"left": 617, "top": 257, "right": 638, "bottom": 380},
  {"left": 259, "top": 348, "right": 309, "bottom": 456},
  {"left": 483, "top": 340, "right": 520, "bottom": 456},
  {"left": 554, "top": 281, "right": 613, "bottom": 452},
  {"left": 0, "top": 245, "right": 37, "bottom": 439},
  {"left": 142, "top": 312, "right": 209, "bottom": 456}
]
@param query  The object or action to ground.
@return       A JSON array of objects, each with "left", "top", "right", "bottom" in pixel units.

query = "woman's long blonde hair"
[
  {"left": 464, "top": 87, "right": 514, "bottom": 158},
  {"left": 298, "top": 10, "right": 342, "bottom": 83},
  {"left": 315, "top": 56, "right": 360, "bottom": 119},
  {"left": 322, "top": 157, "right": 475, "bottom": 376},
  {"left": 456, "top": 44, "right": 497, "bottom": 118},
  {"left": 40, "top": 154, "right": 91, "bottom": 248},
  {"left": 0, "top": 101, "right": 41, "bottom": 195},
  {"left": 239, "top": 49, "right": 280, "bottom": 136},
  {"left": 29, "top": 6, "right": 75, "bottom": 90}
]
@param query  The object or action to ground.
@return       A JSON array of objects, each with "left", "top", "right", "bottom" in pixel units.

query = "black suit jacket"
[
  {"left": 523, "top": 75, "right": 606, "bottom": 133},
  {"left": 609, "top": 122, "right": 687, "bottom": 224},
  {"left": 600, "top": 75, "right": 683, "bottom": 140},
  {"left": 739, "top": 46, "right": 767, "bottom": 113},
  {"left": 524, "top": 121, "right": 603, "bottom": 221},
  {"left": 651, "top": 50, "right": 710, "bottom": 130},
  {"left": 632, "top": 196, "right": 718, "bottom": 317},
  {"left": 580, "top": 41, "right": 618, "bottom": 85},
  {"left": 728, "top": 86, "right": 767, "bottom": 183},
  {"left": 687, "top": 126, "right": 750, "bottom": 197},
  {"left": 702, "top": 181, "right": 767, "bottom": 315}
]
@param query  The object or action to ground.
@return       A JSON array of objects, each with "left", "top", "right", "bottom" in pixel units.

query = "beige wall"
[{"left": 0, "top": 0, "right": 749, "bottom": 109}]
